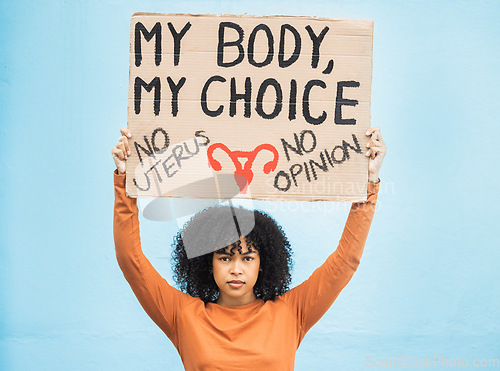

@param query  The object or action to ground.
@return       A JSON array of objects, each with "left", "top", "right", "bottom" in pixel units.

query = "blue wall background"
[{"left": 1, "top": 0, "right": 499, "bottom": 370}]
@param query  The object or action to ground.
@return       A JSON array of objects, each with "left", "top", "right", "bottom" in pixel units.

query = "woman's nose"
[{"left": 230, "top": 260, "right": 243, "bottom": 274}]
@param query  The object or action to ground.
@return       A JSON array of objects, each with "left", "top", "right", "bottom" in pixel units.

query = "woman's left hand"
[{"left": 365, "top": 127, "right": 386, "bottom": 182}]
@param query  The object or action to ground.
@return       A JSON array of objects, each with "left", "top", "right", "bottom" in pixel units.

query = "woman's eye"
[
  {"left": 244, "top": 257, "right": 253, "bottom": 262},
  {"left": 220, "top": 257, "right": 229, "bottom": 262}
]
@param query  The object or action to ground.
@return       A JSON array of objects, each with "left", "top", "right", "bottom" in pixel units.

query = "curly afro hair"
[{"left": 171, "top": 205, "right": 293, "bottom": 303}]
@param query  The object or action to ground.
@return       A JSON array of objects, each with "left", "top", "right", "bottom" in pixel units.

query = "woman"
[{"left": 112, "top": 127, "right": 386, "bottom": 370}]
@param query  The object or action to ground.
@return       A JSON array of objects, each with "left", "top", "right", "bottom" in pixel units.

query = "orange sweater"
[{"left": 114, "top": 172, "right": 378, "bottom": 370}]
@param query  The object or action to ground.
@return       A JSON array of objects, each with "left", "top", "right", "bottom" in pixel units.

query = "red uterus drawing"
[{"left": 207, "top": 143, "right": 279, "bottom": 193}]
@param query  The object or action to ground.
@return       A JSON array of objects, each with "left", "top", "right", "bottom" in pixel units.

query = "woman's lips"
[{"left": 228, "top": 281, "right": 244, "bottom": 288}]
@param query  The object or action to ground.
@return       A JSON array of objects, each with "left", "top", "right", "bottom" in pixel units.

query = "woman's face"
[{"left": 212, "top": 237, "right": 260, "bottom": 307}]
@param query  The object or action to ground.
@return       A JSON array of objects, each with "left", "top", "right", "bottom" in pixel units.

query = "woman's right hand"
[{"left": 111, "top": 128, "right": 132, "bottom": 175}]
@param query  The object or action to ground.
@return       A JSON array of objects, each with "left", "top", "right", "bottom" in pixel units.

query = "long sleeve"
[
  {"left": 280, "top": 181, "right": 379, "bottom": 338},
  {"left": 113, "top": 171, "right": 196, "bottom": 344}
]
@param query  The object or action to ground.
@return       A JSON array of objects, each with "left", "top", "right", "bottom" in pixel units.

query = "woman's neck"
[{"left": 216, "top": 292, "right": 257, "bottom": 307}]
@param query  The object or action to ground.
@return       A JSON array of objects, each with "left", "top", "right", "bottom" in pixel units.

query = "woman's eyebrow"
[
  {"left": 241, "top": 249, "right": 258, "bottom": 255},
  {"left": 214, "top": 251, "right": 232, "bottom": 256},
  {"left": 215, "top": 250, "right": 257, "bottom": 256}
]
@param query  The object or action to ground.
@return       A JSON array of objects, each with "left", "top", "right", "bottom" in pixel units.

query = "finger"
[
  {"left": 370, "top": 128, "right": 381, "bottom": 142},
  {"left": 115, "top": 144, "right": 126, "bottom": 160},
  {"left": 112, "top": 147, "right": 125, "bottom": 161},
  {"left": 367, "top": 138, "right": 381, "bottom": 148},
  {"left": 368, "top": 139, "right": 384, "bottom": 149},
  {"left": 119, "top": 136, "right": 131, "bottom": 156},
  {"left": 366, "top": 147, "right": 376, "bottom": 159},
  {"left": 370, "top": 145, "right": 385, "bottom": 153},
  {"left": 366, "top": 145, "right": 385, "bottom": 158},
  {"left": 117, "top": 142, "right": 127, "bottom": 159},
  {"left": 120, "top": 127, "right": 132, "bottom": 138},
  {"left": 372, "top": 137, "right": 386, "bottom": 150},
  {"left": 375, "top": 135, "right": 385, "bottom": 146},
  {"left": 373, "top": 129, "right": 385, "bottom": 145},
  {"left": 370, "top": 147, "right": 385, "bottom": 158},
  {"left": 367, "top": 136, "right": 383, "bottom": 148},
  {"left": 365, "top": 127, "right": 380, "bottom": 137}
]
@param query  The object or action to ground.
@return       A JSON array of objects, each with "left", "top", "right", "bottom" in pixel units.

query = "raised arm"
[
  {"left": 112, "top": 128, "right": 195, "bottom": 344},
  {"left": 280, "top": 128, "right": 386, "bottom": 338}
]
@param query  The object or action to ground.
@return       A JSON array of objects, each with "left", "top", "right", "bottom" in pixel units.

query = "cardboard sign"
[{"left": 126, "top": 13, "right": 373, "bottom": 202}]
